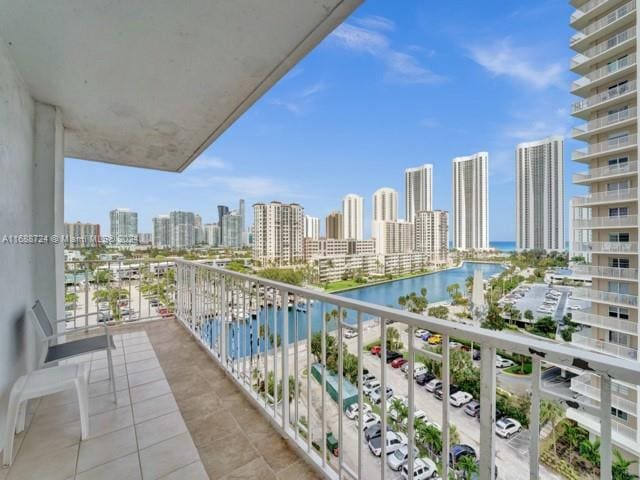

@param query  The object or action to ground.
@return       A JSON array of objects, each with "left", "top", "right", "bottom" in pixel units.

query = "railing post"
[
  {"left": 220, "top": 275, "right": 227, "bottom": 365},
  {"left": 529, "top": 357, "right": 541, "bottom": 479},
  {"left": 600, "top": 375, "right": 612, "bottom": 480},
  {"left": 479, "top": 345, "right": 496, "bottom": 480},
  {"left": 282, "top": 290, "right": 289, "bottom": 429},
  {"left": 190, "top": 265, "right": 196, "bottom": 328},
  {"left": 441, "top": 334, "right": 450, "bottom": 479}
]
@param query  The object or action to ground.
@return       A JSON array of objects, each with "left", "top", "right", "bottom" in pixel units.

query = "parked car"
[
  {"left": 370, "top": 386, "right": 394, "bottom": 404},
  {"left": 427, "top": 334, "right": 442, "bottom": 345},
  {"left": 473, "top": 349, "right": 481, "bottom": 361},
  {"left": 391, "top": 357, "right": 408, "bottom": 369},
  {"left": 344, "top": 329, "right": 358, "bottom": 339},
  {"left": 362, "top": 373, "right": 376, "bottom": 384},
  {"left": 370, "top": 345, "right": 382, "bottom": 356},
  {"left": 363, "top": 380, "right": 380, "bottom": 396},
  {"left": 435, "top": 384, "right": 459, "bottom": 401},
  {"left": 449, "top": 444, "right": 477, "bottom": 468},
  {"left": 412, "top": 365, "right": 428, "bottom": 379},
  {"left": 368, "top": 431, "right": 407, "bottom": 457},
  {"left": 97, "top": 310, "right": 113, "bottom": 322},
  {"left": 401, "top": 458, "right": 437, "bottom": 480},
  {"left": 401, "top": 410, "right": 427, "bottom": 426},
  {"left": 421, "top": 333, "right": 431, "bottom": 341},
  {"left": 345, "top": 402, "right": 371, "bottom": 420},
  {"left": 364, "top": 423, "right": 392, "bottom": 442},
  {"left": 388, "top": 444, "right": 419, "bottom": 471},
  {"left": 496, "top": 356, "right": 515, "bottom": 368},
  {"left": 449, "top": 391, "right": 473, "bottom": 407},
  {"left": 415, "top": 372, "right": 435, "bottom": 386},
  {"left": 464, "top": 400, "right": 480, "bottom": 417},
  {"left": 425, "top": 378, "right": 441, "bottom": 393},
  {"left": 568, "top": 304, "right": 583, "bottom": 310},
  {"left": 401, "top": 363, "right": 410, "bottom": 374},
  {"left": 361, "top": 412, "right": 381, "bottom": 431},
  {"left": 386, "top": 351, "right": 403, "bottom": 364},
  {"left": 449, "top": 341, "right": 462, "bottom": 349},
  {"left": 149, "top": 298, "right": 159, "bottom": 307},
  {"left": 415, "top": 328, "right": 428, "bottom": 338},
  {"left": 495, "top": 418, "right": 522, "bottom": 438}
]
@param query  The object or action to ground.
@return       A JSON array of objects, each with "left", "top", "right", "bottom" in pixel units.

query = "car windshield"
[
  {"left": 496, "top": 419, "right": 509, "bottom": 428},
  {"left": 393, "top": 448, "right": 405, "bottom": 460}
]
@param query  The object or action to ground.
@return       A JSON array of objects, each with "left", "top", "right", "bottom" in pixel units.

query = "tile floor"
[{"left": 0, "top": 319, "right": 321, "bottom": 480}]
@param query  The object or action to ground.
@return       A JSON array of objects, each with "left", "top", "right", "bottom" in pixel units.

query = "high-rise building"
[
  {"left": 217, "top": 205, "right": 229, "bottom": 244},
  {"left": 415, "top": 210, "right": 448, "bottom": 263},
  {"left": 372, "top": 220, "right": 414, "bottom": 255},
  {"left": 64, "top": 222, "right": 101, "bottom": 247},
  {"left": 152, "top": 215, "right": 171, "bottom": 248},
  {"left": 325, "top": 211, "right": 344, "bottom": 240},
  {"left": 204, "top": 223, "right": 220, "bottom": 247},
  {"left": 194, "top": 214, "right": 204, "bottom": 245},
  {"left": 253, "top": 202, "right": 304, "bottom": 265},
  {"left": 222, "top": 212, "right": 243, "bottom": 248},
  {"left": 342, "top": 193, "right": 364, "bottom": 240},
  {"left": 372, "top": 187, "right": 398, "bottom": 222},
  {"left": 516, "top": 136, "right": 565, "bottom": 251},
  {"left": 452, "top": 153, "right": 489, "bottom": 250},
  {"left": 568, "top": 1, "right": 639, "bottom": 459},
  {"left": 109, "top": 208, "right": 138, "bottom": 246},
  {"left": 304, "top": 215, "right": 320, "bottom": 240},
  {"left": 239, "top": 199, "right": 246, "bottom": 246},
  {"left": 169, "top": 211, "right": 195, "bottom": 249},
  {"left": 405, "top": 164, "right": 433, "bottom": 222}
]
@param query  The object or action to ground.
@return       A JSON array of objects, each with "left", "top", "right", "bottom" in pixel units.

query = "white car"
[
  {"left": 368, "top": 431, "right": 407, "bottom": 457},
  {"left": 361, "top": 412, "right": 381, "bottom": 431},
  {"left": 449, "top": 341, "right": 462, "bottom": 349},
  {"left": 537, "top": 306, "right": 554, "bottom": 313},
  {"left": 568, "top": 304, "right": 583, "bottom": 310},
  {"left": 401, "top": 363, "right": 410, "bottom": 374},
  {"left": 344, "top": 329, "right": 357, "bottom": 338},
  {"left": 362, "top": 373, "right": 376, "bottom": 384},
  {"left": 401, "top": 458, "right": 438, "bottom": 479},
  {"left": 414, "top": 328, "right": 428, "bottom": 338},
  {"left": 345, "top": 402, "right": 371, "bottom": 420},
  {"left": 412, "top": 365, "right": 428, "bottom": 379},
  {"left": 496, "top": 356, "right": 515, "bottom": 368},
  {"left": 401, "top": 410, "right": 427, "bottom": 426},
  {"left": 449, "top": 391, "right": 473, "bottom": 407},
  {"left": 496, "top": 417, "right": 522, "bottom": 438},
  {"left": 388, "top": 444, "right": 419, "bottom": 471},
  {"left": 363, "top": 380, "right": 380, "bottom": 395},
  {"left": 425, "top": 378, "right": 441, "bottom": 393},
  {"left": 370, "top": 386, "right": 394, "bottom": 404}
]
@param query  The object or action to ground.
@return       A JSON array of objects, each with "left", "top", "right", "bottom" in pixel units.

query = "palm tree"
[
  {"left": 446, "top": 283, "right": 460, "bottom": 302},
  {"left": 579, "top": 438, "right": 600, "bottom": 469},
  {"left": 386, "top": 326, "right": 402, "bottom": 350},
  {"left": 398, "top": 295, "right": 407, "bottom": 310},
  {"left": 449, "top": 424, "right": 460, "bottom": 446},
  {"left": 457, "top": 454, "right": 479, "bottom": 479},
  {"left": 540, "top": 400, "right": 564, "bottom": 455},
  {"left": 613, "top": 449, "right": 639, "bottom": 480},
  {"left": 562, "top": 423, "right": 583, "bottom": 466},
  {"left": 389, "top": 398, "right": 408, "bottom": 427}
]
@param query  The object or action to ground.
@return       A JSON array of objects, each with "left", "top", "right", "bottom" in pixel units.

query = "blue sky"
[{"left": 65, "top": 0, "right": 581, "bottom": 241}]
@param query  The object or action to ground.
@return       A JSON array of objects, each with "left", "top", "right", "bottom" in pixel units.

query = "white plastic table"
[{"left": 2, "top": 363, "right": 89, "bottom": 466}]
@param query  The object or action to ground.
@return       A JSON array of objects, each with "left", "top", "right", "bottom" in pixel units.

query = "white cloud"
[
  {"left": 270, "top": 82, "right": 327, "bottom": 115},
  {"left": 468, "top": 38, "right": 563, "bottom": 89},
  {"left": 174, "top": 174, "right": 295, "bottom": 198},
  {"left": 189, "top": 155, "right": 226, "bottom": 170},
  {"left": 354, "top": 15, "right": 395, "bottom": 32},
  {"left": 329, "top": 22, "right": 443, "bottom": 85}
]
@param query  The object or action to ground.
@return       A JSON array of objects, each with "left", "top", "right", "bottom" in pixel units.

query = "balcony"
[
  {"left": 572, "top": 263, "right": 639, "bottom": 280},
  {"left": 572, "top": 134, "right": 637, "bottom": 162},
  {"left": 571, "top": 373, "right": 637, "bottom": 414},
  {"left": 572, "top": 107, "right": 637, "bottom": 141},
  {"left": 572, "top": 240, "right": 638, "bottom": 254},
  {"left": 572, "top": 310, "right": 639, "bottom": 334},
  {"left": 571, "top": 80, "right": 637, "bottom": 118},
  {"left": 571, "top": 0, "right": 617, "bottom": 28},
  {"left": 572, "top": 331, "right": 638, "bottom": 359},
  {"left": 570, "top": 0, "right": 636, "bottom": 51},
  {"left": 571, "top": 54, "right": 636, "bottom": 96},
  {"left": 573, "top": 160, "right": 638, "bottom": 184},
  {"left": 572, "top": 286, "right": 639, "bottom": 307},
  {"left": 567, "top": 409, "right": 639, "bottom": 453},
  {"left": 573, "top": 214, "right": 638, "bottom": 229},
  {"left": 572, "top": 187, "right": 638, "bottom": 206},
  {"left": 571, "top": 26, "right": 636, "bottom": 74}
]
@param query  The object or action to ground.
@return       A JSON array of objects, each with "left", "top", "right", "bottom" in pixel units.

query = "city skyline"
[{"left": 64, "top": 1, "right": 577, "bottom": 242}]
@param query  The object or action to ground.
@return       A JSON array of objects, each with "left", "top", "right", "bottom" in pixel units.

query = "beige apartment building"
[
  {"left": 415, "top": 210, "right": 449, "bottom": 264},
  {"left": 252, "top": 201, "right": 304, "bottom": 265},
  {"left": 325, "top": 210, "right": 344, "bottom": 239},
  {"left": 569, "top": 0, "right": 640, "bottom": 459}
]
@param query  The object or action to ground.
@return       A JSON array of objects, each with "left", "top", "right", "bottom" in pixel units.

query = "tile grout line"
[{"left": 122, "top": 334, "right": 144, "bottom": 480}]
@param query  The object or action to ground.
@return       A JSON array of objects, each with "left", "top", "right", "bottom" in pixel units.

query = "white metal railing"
[
  {"left": 572, "top": 79, "right": 636, "bottom": 114},
  {"left": 572, "top": 264, "right": 639, "bottom": 279},
  {"left": 572, "top": 311, "right": 639, "bottom": 334},
  {"left": 572, "top": 331, "right": 638, "bottom": 360},
  {"left": 571, "top": 0, "right": 636, "bottom": 45},
  {"left": 573, "top": 134, "right": 638, "bottom": 159},
  {"left": 571, "top": 0, "right": 608, "bottom": 23},
  {"left": 64, "top": 259, "right": 177, "bottom": 328},
  {"left": 571, "top": 26, "right": 636, "bottom": 68},
  {"left": 573, "top": 107, "right": 637, "bottom": 136},
  {"left": 573, "top": 214, "right": 638, "bottom": 229},
  {"left": 572, "top": 286, "right": 639, "bottom": 307},
  {"left": 572, "top": 187, "right": 637, "bottom": 205},
  {"left": 573, "top": 160, "right": 637, "bottom": 182},
  {"left": 173, "top": 259, "right": 640, "bottom": 480},
  {"left": 571, "top": 373, "right": 637, "bottom": 414},
  {"left": 572, "top": 54, "right": 636, "bottom": 91},
  {"left": 568, "top": 408, "right": 638, "bottom": 441},
  {"left": 572, "top": 241, "right": 638, "bottom": 254}
]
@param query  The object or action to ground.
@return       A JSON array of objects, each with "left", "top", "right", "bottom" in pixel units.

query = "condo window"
[
  {"left": 609, "top": 330, "right": 630, "bottom": 347},
  {"left": 609, "top": 306, "right": 630, "bottom": 320},
  {"left": 611, "top": 407, "right": 629, "bottom": 422}
]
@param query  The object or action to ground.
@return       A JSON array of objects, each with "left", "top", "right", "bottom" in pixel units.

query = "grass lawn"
[
  {"left": 324, "top": 279, "right": 366, "bottom": 292},
  {"left": 504, "top": 362, "right": 532, "bottom": 375}
]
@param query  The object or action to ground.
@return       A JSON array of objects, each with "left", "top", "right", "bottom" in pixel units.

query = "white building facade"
[
  {"left": 109, "top": 208, "right": 138, "bottom": 246},
  {"left": 342, "top": 193, "right": 364, "bottom": 240},
  {"left": 516, "top": 136, "right": 565, "bottom": 251},
  {"left": 304, "top": 215, "right": 320, "bottom": 240},
  {"left": 252, "top": 202, "right": 304, "bottom": 265},
  {"left": 169, "top": 211, "right": 195, "bottom": 249},
  {"left": 405, "top": 164, "right": 433, "bottom": 222},
  {"left": 452, "top": 153, "right": 489, "bottom": 250},
  {"left": 415, "top": 210, "right": 448, "bottom": 263}
]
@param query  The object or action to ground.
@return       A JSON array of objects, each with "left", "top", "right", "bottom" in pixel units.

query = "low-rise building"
[
  {"left": 382, "top": 252, "right": 430, "bottom": 276},
  {"left": 303, "top": 238, "right": 375, "bottom": 260},
  {"left": 312, "top": 254, "right": 381, "bottom": 283}
]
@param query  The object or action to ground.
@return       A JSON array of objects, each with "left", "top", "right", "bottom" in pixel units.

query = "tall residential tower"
[
  {"left": 405, "top": 164, "right": 433, "bottom": 222},
  {"left": 109, "top": 208, "right": 138, "bottom": 246},
  {"left": 452, "top": 153, "right": 489, "bottom": 250},
  {"left": 342, "top": 193, "right": 364, "bottom": 240},
  {"left": 516, "top": 136, "right": 565, "bottom": 251},
  {"left": 253, "top": 202, "right": 304, "bottom": 265}
]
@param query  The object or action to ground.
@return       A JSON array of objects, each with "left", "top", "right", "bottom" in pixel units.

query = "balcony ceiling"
[{"left": 0, "top": 0, "right": 361, "bottom": 171}]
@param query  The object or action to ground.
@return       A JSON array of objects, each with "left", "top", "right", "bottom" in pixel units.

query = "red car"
[
  {"left": 391, "top": 357, "right": 407, "bottom": 369},
  {"left": 370, "top": 345, "right": 381, "bottom": 356}
]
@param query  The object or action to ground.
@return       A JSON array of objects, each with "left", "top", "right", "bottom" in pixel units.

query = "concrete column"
[{"left": 32, "top": 102, "right": 64, "bottom": 331}]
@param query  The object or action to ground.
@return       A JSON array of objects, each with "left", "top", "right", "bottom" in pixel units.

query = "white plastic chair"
[{"left": 2, "top": 363, "right": 89, "bottom": 466}]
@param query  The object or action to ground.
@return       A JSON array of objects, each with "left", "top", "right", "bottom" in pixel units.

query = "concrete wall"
[{"left": 0, "top": 39, "right": 63, "bottom": 448}]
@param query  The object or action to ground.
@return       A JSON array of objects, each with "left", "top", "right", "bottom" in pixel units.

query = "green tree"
[
  {"left": 428, "top": 305, "right": 449, "bottom": 320},
  {"left": 613, "top": 450, "right": 639, "bottom": 480},
  {"left": 540, "top": 400, "right": 564, "bottom": 456},
  {"left": 562, "top": 423, "right": 585, "bottom": 466},
  {"left": 446, "top": 283, "right": 460, "bottom": 301},
  {"left": 389, "top": 397, "right": 408, "bottom": 427},
  {"left": 579, "top": 438, "right": 601, "bottom": 469},
  {"left": 386, "top": 326, "right": 403, "bottom": 350},
  {"left": 457, "top": 454, "right": 479, "bottom": 479},
  {"left": 524, "top": 309, "right": 534, "bottom": 321}
]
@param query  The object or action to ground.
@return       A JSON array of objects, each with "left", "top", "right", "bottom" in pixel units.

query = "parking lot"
[{"left": 500, "top": 283, "right": 590, "bottom": 323}]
